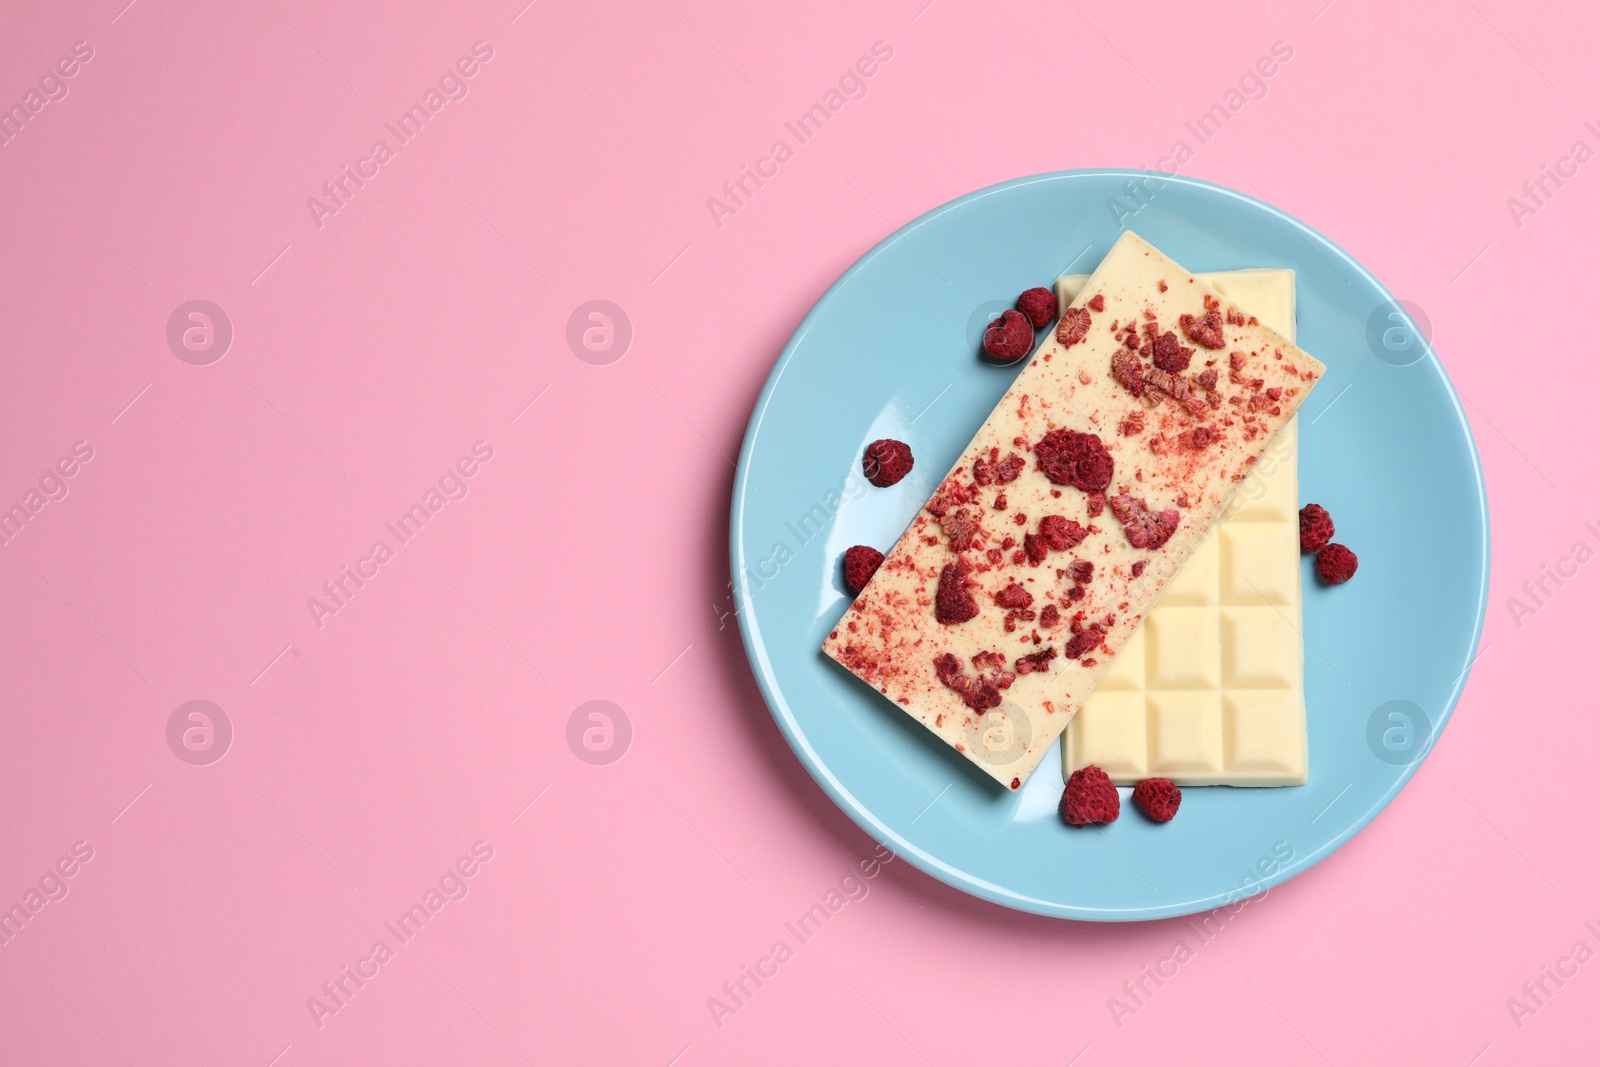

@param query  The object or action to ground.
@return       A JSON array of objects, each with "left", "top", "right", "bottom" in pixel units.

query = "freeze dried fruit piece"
[
  {"left": 1060, "top": 765, "right": 1119, "bottom": 827},
  {"left": 973, "top": 448, "right": 1024, "bottom": 485},
  {"left": 934, "top": 559, "right": 980, "bottom": 624},
  {"left": 1015, "top": 647, "right": 1057, "bottom": 674},
  {"left": 1299, "top": 503, "right": 1335, "bottom": 552},
  {"left": 1109, "top": 493, "right": 1180, "bottom": 550},
  {"left": 1316, "top": 543, "right": 1358, "bottom": 584},
  {"left": 1037, "top": 514, "right": 1089, "bottom": 551},
  {"left": 1056, "top": 306, "right": 1093, "bottom": 347},
  {"left": 933, "top": 652, "right": 1003, "bottom": 711},
  {"left": 1131, "top": 778, "right": 1181, "bottom": 822},
  {"left": 1016, "top": 287, "right": 1056, "bottom": 329},
  {"left": 842, "top": 545, "right": 884, "bottom": 594},
  {"left": 993, "top": 582, "right": 1033, "bottom": 609},
  {"left": 1180, "top": 294, "right": 1226, "bottom": 349},
  {"left": 984, "top": 309, "right": 1034, "bottom": 361},
  {"left": 1150, "top": 331, "right": 1194, "bottom": 373},
  {"left": 863, "top": 439, "right": 914, "bottom": 487},
  {"left": 1086, "top": 294, "right": 1105, "bottom": 311},
  {"left": 1111, "top": 351, "right": 1144, "bottom": 397},
  {"left": 1034, "top": 429, "right": 1113, "bottom": 491}
]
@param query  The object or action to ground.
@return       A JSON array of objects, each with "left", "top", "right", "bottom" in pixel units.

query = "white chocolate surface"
[
  {"left": 821, "top": 232, "right": 1324, "bottom": 789},
  {"left": 1058, "top": 269, "right": 1308, "bottom": 786}
]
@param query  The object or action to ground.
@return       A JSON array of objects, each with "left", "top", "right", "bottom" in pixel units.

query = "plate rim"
[{"left": 729, "top": 167, "right": 1491, "bottom": 921}]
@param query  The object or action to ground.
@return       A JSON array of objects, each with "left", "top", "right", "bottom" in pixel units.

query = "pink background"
[{"left": 0, "top": 0, "right": 1595, "bottom": 1063}]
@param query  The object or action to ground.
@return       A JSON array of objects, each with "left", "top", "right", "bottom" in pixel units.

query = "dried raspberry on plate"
[
  {"left": 1316, "top": 543, "right": 1359, "bottom": 584},
  {"left": 1061, "top": 765, "right": 1120, "bottom": 827},
  {"left": 1131, "top": 778, "right": 1182, "bottom": 822},
  {"left": 1299, "top": 503, "right": 1335, "bottom": 552},
  {"left": 983, "top": 309, "right": 1034, "bottom": 362},
  {"left": 863, "top": 438, "right": 913, "bottom": 487},
  {"left": 1016, "top": 287, "right": 1056, "bottom": 329},
  {"left": 841, "top": 545, "right": 884, "bottom": 594}
]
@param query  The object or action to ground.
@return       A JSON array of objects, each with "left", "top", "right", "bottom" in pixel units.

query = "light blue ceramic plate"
[{"left": 730, "top": 170, "right": 1488, "bottom": 921}]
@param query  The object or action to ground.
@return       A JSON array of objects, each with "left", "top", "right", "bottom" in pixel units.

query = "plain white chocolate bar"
[
  {"left": 1058, "top": 268, "right": 1308, "bottom": 786},
  {"left": 822, "top": 232, "right": 1324, "bottom": 790}
]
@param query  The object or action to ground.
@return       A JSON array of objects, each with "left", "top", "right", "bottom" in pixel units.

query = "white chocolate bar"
[
  {"left": 1058, "top": 269, "right": 1307, "bottom": 786},
  {"left": 821, "top": 232, "right": 1324, "bottom": 789}
]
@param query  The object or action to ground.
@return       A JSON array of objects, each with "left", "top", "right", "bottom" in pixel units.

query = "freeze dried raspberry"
[
  {"left": 1034, "top": 430, "right": 1113, "bottom": 491},
  {"left": 1111, "top": 351, "right": 1144, "bottom": 398},
  {"left": 973, "top": 449, "right": 1024, "bottom": 486},
  {"left": 1131, "top": 778, "right": 1181, "bottom": 822},
  {"left": 1016, "top": 287, "right": 1056, "bottom": 329},
  {"left": 1316, "top": 543, "right": 1358, "bottom": 584},
  {"left": 1060, "top": 765, "right": 1120, "bottom": 827},
  {"left": 842, "top": 545, "right": 884, "bottom": 594},
  {"left": 983, "top": 309, "right": 1034, "bottom": 362},
  {"left": 1130, "top": 560, "right": 1147, "bottom": 577},
  {"left": 1180, "top": 296, "right": 1226, "bottom": 349},
  {"left": 1015, "top": 647, "right": 1057, "bottom": 675},
  {"left": 1023, "top": 532, "right": 1047, "bottom": 564},
  {"left": 1039, "top": 604, "right": 1061, "bottom": 629},
  {"left": 971, "top": 650, "right": 1017, "bottom": 690},
  {"left": 1063, "top": 625, "right": 1104, "bottom": 660},
  {"left": 1151, "top": 331, "right": 1194, "bottom": 373},
  {"left": 1070, "top": 560, "right": 1093, "bottom": 583},
  {"left": 1197, "top": 367, "right": 1219, "bottom": 391},
  {"left": 1299, "top": 503, "right": 1335, "bottom": 553},
  {"left": 994, "top": 583, "right": 1033, "bottom": 609},
  {"left": 933, "top": 652, "right": 1002, "bottom": 711},
  {"left": 940, "top": 508, "right": 980, "bottom": 551},
  {"left": 1038, "top": 514, "right": 1089, "bottom": 551},
  {"left": 864, "top": 439, "right": 914, "bottom": 487},
  {"left": 1087, "top": 294, "right": 1105, "bottom": 312},
  {"left": 1086, "top": 492, "right": 1106, "bottom": 518},
  {"left": 935, "top": 559, "right": 980, "bottom": 623},
  {"left": 1109, "top": 493, "right": 1180, "bottom": 550},
  {"left": 1119, "top": 410, "right": 1145, "bottom": 437},
  {"left": 1057, "top": 306, "right": 1093, "bottom": 347}
]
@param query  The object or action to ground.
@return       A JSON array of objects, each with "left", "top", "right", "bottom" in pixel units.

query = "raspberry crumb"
[
  {"left": 1038, "top": 514, "right": 1090, "bottom": 551},
  {"left": 1039, "top": 604, "right": 1061, "bottom": 629},
  {"left": 983, "top": 309, "right": 1034, "bottom": 362},
  {"left": 1151, "top": 331, "right": 1195, "bottom": 373},
  {"left": 994, "top": 583, "right": 1033, "bottom": 609},
  {"left": 842, "top": 545, "right": 884, "bottom": 594},
  {"left": 1180, "top": 295, "right": 1226, "bottom": 349},
  {"left": 1109, "top": 493, "right": 1181, "bottom": 550},
  {"left": 935, "top": 559, "right": 980, "bottom": 623},
  {"left": 1060, "top": 766, "right": 1120, "bottom": 827},
  {"left": 1056, "top": 306, "right": 1093, "bottom": 347},
  {"left": 863, "top": 439, "right": 914, "bottom": 487},
  {"left": 1316, "top": 543, "right": 1359, "bottom": 585},
  {"left": 1034, "top": 429, "right": 1113, "bottom": 491},
  {"left": 1087, "top": 294, "right": 1105, "bottom": 312},
  {"left": 1016, "top": 287, "right": 1056, "bottom": 329},
  {"left": 1132, "top": 778, "right": 1181, "bottom": 822},
  {"left": 1015, "top": 647, "right": 1057, "bottom": 674},
  {"left": 1131, "top": 560, "right": 1147, "bottom": 577},
  {"left": 1299, "top": 503, "right": 1335, "bottom": 552}
]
